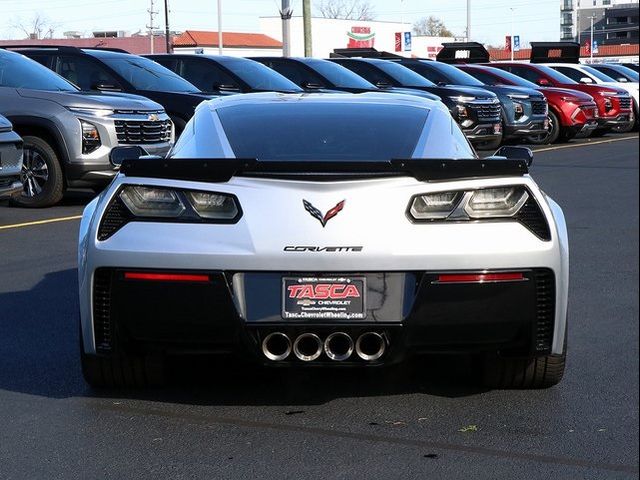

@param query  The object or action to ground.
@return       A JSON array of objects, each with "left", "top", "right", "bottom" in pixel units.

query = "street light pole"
[
  {"left": 303, "top": 0, "right": 312, "bottom": 57},
  {"left": 164, "top": 0, "right": 170, "bottom": 53},
  {"left": 281, "top": 0, "right": 293, "bottom": 57},
  {"left": 217, "top": 0, "right": 223, "bottom": 55},
  {"left": 466, "top": 0, "right": 471, "bottom": 41}
]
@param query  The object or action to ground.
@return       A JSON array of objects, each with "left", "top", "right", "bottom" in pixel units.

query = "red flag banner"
[
  {"left": 505, "top": 35, "right": 511, "bottom": 52},
  {"left": 395, "top": 32, "right": 402, "bottom": 52}
]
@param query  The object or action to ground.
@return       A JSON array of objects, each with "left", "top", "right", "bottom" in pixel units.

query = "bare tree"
[
  {"left": 316, "top": 0, "right": 376, "bottom": 21},
  {"left": 10, "top": 14, "right": 58, "bottom": 39},
  {"left": 412, "top": 16, "right": 454, "bottom": 37}
]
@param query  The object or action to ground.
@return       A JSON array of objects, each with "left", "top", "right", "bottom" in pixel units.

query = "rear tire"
[
  {"left": 482, "top": 330, "right": 567, "bottom": 389},
  {"left": 79, "top": 330, "right": 164, "bottom": 388},
  {"left": 12, "top": 136, "right": 64, "bottom": 207}
]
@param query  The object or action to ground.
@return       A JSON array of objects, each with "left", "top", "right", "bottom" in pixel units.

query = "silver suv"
[
  {"left": 0, "top": 114, "right": 23, "bottom": 200},
  {"left": 0, "top": 49, "right": 173, "bottom": 207}
]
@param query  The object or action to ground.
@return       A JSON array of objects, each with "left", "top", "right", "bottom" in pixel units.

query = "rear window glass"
[{"left": 217, "top": 103, "right": 428, "bottom": 161}]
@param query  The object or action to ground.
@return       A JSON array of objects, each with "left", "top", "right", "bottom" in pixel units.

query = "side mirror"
[
  {"left": 109, "top": 146, "right": 155, "bottom": 166},
  {"left": 301, "top": 81, "right": 323, "bottom": 90},
  {"left": 536, "top": 78, "right": 550, "bottom": 87},
  {"left": 579, "top": 76, "right": 594, "bottom": 84},
  {"left": 493, "top": 146, "right": 534, "bottom": 167},
  {"left": 375, "top": 80, "right": 393, "bottom": 89},
  {"left": 92, "top": 83, "right": 122, "bottom": 92},
  {"left": 215, "top": 83, "right": 241, "bottom": 92}
]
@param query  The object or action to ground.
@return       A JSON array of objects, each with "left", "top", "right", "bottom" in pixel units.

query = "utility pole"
[
  {"left": 510, "top": 7, "right": 514, "bottom": 62},
  {"left": 303, "top": 0, "right": 312, "bottom": 57},
  {"left": 164, "top": 0, "right": 171, "bottom": 53},
  {"left": 147, "top": 0, "right": 158, "bottom": 54},
  {"left": 590, "top": 14, "right": 595, "bottom": 63},
  {"left": 466, "top": 0, "right": 471, "bottom": 41},
  {"left": 217, "top": 0, "right": 223, "bottom": 55},
  {"left": 280, "top": 0, "right": 293, "bottom": 57}
]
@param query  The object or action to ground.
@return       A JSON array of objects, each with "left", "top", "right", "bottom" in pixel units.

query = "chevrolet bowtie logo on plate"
[{"left": 303, "top": 199, "right": 345, "bottom": 227}]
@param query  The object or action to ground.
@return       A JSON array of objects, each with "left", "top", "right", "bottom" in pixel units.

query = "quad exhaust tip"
[
  {"left": 324, "top": 332, "right": 354, "bottom": 362},
  {"left": 262, "top": 332, "right": 292, "bottom": 361},
  {"left": 293, "top": 333, "right": 323, "bottom": 362},
  {"left": 355, "top": 332, "right": 386, "bottom": 361}
]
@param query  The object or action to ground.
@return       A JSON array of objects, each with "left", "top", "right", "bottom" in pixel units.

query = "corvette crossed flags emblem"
[{"left": 303, "top": 199, "right": 345, "bottom": 227}]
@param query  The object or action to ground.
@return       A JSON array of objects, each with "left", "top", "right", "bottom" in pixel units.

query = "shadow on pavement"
[{"left": 0, "top": 268, "right": 488, "bottom": 406}]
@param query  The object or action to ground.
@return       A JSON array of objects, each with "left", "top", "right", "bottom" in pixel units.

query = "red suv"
[
  {"left": 459, "top": 64, "right": 598, "bottom": 143},
  {"left": 488, "top": 63, "right": 633, "bottom": 135}
]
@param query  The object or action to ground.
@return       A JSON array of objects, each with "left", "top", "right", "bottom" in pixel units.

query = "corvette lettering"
[
  {"left": 287, "top": 284, "right": 361, "bottom": 300},
  {"left": 283, "top": 246, "right": 363, "bottom": 252}
]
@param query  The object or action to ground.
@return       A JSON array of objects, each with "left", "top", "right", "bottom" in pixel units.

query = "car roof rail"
[
  {"left": 330, "top": 48, "right": 403, "bottom": 59},
  {"left": 436, "top": 42, "right": 489, "bottom": 64},
  {"left": 0, "top": 45, "right": 129, "bottom": 54},
  {"left": 530, "top": 42, "right": 580, "bottom": 64}
]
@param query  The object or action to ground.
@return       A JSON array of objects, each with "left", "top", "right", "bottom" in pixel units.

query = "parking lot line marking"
[
  {"left": 0, "top": 215, "right": 82, "bottom": 231},
  {"left": 535, "top": 135, "right": 638, "bottom": 153}
]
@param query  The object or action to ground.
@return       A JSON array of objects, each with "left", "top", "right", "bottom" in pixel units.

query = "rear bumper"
[{"left": 88, "top": 267, "right": 556, "bottom": 366}]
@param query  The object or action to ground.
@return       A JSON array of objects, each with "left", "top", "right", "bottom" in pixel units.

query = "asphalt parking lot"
[{"left": 0, "top": 133, "right": 638, "bottom": 479}]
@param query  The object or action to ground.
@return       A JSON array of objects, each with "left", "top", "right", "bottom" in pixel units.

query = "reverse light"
[
  {"left": 81, "top": 120, "right": 101, "bottom": 154},
  {"left": 186, "top": 191, "right": 239, "bottom": 219},
  {"left": 465, "top": 186, "right": 529, "bottom": 218},
  {"left": 410, "top": 191, "right": 463, "bottom": 220},
  {"left": 120, "top": 186, "right": 186, "bottom": 217}
]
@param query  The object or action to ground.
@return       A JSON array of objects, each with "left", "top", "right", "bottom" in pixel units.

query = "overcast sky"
[{"left": 0, "top": 0, "right": 560, "bottom": 47}]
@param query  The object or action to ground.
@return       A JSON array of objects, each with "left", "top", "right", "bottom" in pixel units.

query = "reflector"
[
  {"left": 437, "top": 272, "right": 524, "bottom": 283},
  {"left": 124, "top": 272, "right": 210, "bottom": 282}
]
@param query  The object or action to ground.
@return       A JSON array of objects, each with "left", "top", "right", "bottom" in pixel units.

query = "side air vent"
[
  {"left": 533, "top": 268, "right": 555, "bottom": 353},
  {"left": 97, "top": 195, "right": 133, "bottom": 241},
  {"left": 93, "top": 268, "right": 114, "bottom": 353},
  {"left": 516, "top": 196, "right": 551, "bottom": 241}
]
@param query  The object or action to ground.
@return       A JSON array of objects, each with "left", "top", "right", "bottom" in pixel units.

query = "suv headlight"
[
  {"left": 449, "top": 95, "right": 477, "bottom": 103},
  {"left": 80, "top": 120, "right": 101, "bottom": 154},
  {"left": 69, "top": 107, "right": 114, "bottom": 117}
]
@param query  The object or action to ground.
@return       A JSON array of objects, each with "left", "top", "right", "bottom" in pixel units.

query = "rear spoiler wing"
[
  {"left": 119, "top": 157, "right": 530, "bottom": 183},
  {"left": 435, "top": 42, "right": 490, "bottom": 64},
  {"left": 530, "top": 42, "right": 580, "bottom": 64}
]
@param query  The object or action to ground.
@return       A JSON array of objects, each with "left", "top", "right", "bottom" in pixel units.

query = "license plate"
[
  {"left": 544, "top": 118, "right": 550, "bottom": 129},
  {"left": 493, "top": 123, "right": 502, "bottom": 134},
  {"left": 282, "top": 276, "right": 366, "bottom": 320}
]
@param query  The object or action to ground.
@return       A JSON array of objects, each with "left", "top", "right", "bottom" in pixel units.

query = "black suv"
[
  {"left": 328, "top": 57, "right": 503, "bottom": 149},
  {"left": 250, "top": 57, "right": 441, "bottom": 102},
  {"left": 10, "top": 46, "right": 213, "bottom": 135},
  {"left": 392, "top": 59, "right": 549, "bottom": 144},
  {"left": 146, "top": 55, "right": 304, "bottom": 95}
]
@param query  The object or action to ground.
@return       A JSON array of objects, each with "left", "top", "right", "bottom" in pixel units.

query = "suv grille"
[
  {"left": 618, "top": 96, "right": 632, "bottom": 110},
  {"left": 93, "top": 268, "right": 114, "bottom": 353},
  {"left": 115, "top": 119, "right": 172, "bottom": 144},
  {"left": 533, "top": 269, "right": 555, "bottom": 353},
  {"left": 531, "top": 100, "right": 547, "bottom": 115},
  {"left": 469, "top": 102, "right": 501, "bottom": 122}
]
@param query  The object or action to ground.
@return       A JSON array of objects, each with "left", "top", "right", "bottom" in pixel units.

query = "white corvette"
[{"left": 78, "top": 93, "right": 569, "bottom": 389}]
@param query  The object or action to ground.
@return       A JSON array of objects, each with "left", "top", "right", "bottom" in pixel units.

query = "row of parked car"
[{"left": 0, "top": 42, "right": 638, "bottom": 207}]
